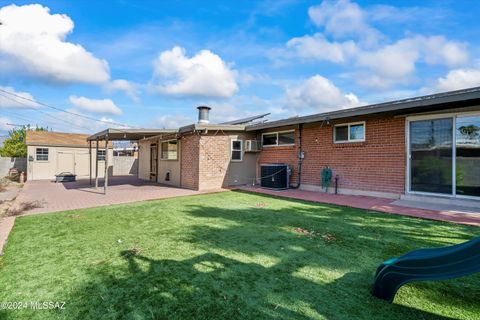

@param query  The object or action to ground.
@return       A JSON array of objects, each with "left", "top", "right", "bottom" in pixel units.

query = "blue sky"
[{"left": 1, "top": 0, "right": 480, "bottom": 133}]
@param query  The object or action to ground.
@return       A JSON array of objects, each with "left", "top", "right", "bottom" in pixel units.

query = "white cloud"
[
  {"left": 431, "top": 68, "right": 480, "bottom": 92},
  {"left": 69, "top": 96, "right": 122, "bottom": 115},
  {"left": 104, "top": 79, "right": 140, "bottom": 102},
  {"left": 357, "top": 40, "right": 418, "bottom": 78},
  {"left": 207, "top": 103, "right": 257, "bottom": 124},
  {"left": 286, "top": 33, "right": 357, "bottom": 63},
  {"left": 154, "top": 114, "right": 193, "bottom": 129},
  {"left": 0, "top": 116, "right": 13, "bottom": 131},
  {"left": 356, "top": 36, "right": 468, "bottom": 89},
  {"left": 285, "top": 75, "right": 362, "bottom": 112},
  {"left": 151, "top": 46, "right": 238, "bottom": 98},
  {"left": 43, "top": 109, "right": 129, "bottom": 134},
  {"left": 420, "top": 36, "right": 469, "bottom": 67},
  {"left": 278, "top": 1, "right": 470, "bottom": 90},
  {"left": 0, "top": 86, "right": 40, "bottom": 108},
  {"left": 308, "top": 0, "right": 381, "bottom": 45},
  {"left": 0, "top": 4, "right": 109, "bottom": 84}
]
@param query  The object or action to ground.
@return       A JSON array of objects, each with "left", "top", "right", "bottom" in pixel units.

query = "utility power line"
[
  {"left": 0, "top": 108, "right": 62, "bottom": 130},
  {"left": 0, "top": 92, "right": 94, "bottom": 131},
  {"left": 0, "top": 87, "right": 135, "bottom": 128}
]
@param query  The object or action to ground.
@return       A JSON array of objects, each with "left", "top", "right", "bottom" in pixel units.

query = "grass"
[{"left": 0, "top": 191, "right": 478, "bottom": 319}]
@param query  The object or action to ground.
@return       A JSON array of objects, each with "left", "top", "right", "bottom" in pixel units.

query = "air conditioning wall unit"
[
  {"left": 245, "top": 140, "right": 261, "bottom": 152},
  {"left": 260, "top": 164, "right": 290, "bottom": 190}
]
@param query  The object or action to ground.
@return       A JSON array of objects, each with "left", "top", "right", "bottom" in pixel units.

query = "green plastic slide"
[{"left": 372, "top": 237, "right": 480, "bottom": 303}]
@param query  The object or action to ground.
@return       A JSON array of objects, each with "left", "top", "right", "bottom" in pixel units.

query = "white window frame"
[
  {"left": 97, "top": 149, "right": 106, "bottom": 161},
  {"left": 160, "top": 139, "right": 178, "bottom": 160},
  {"left": 231, "top": 139, "right": 243, "bottom": 162},
  {"left": 261, "top": 130, "right": 295, "bottom": 147},
  {"left": 35, "top": 147, "right": 49, "bottom": 161},
  {"left": 333, "top": 121, "right": 366, "bottom": 143},
  {"left": 406, "top": 110, "right": 480, "bottom": 200}
]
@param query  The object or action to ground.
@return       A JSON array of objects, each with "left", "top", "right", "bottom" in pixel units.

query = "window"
[
  {"left": 97, "top": 150, "right": 106, "bottom": 161},
  {"left": 161, "top": 140, "right": 178, "bottom": 160},
  {"left": 36, "top": 148, "right": 48, "bottom": 161},
  {"left": 334, "top": 122, "right": 365, "bottom": 143},
  {"left": 262, "top": 133, "right": 277, "bottom": 146},
  {"left": 278, "top": 131, "right": 295, "bottom": 145},
  {"left": 231, "top": 140, "right": 243, "bottom": 161},
  {"left": 262, "top": 131, "right": 295, "bottom": 146}
]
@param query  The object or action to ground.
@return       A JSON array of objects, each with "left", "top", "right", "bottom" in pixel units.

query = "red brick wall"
[
  {"left": 257, "top": 126, "right": 299, "bottom": 185},
  {"left": 301, "top": 117, "right": 405, "bottom": 195},
  {"left": 257, "top": 117, "right": 406, "bottom": 196},
  {"left": 180, "top": 134, "right": 200, "bottom": 190},
  {"left": 198, "top": 134, "right": 231, "bottom": 190}
]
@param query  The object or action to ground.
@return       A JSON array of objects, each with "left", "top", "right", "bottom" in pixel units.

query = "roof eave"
[{"left": 246, "top": 86, "right": 480, "bottom": 131}]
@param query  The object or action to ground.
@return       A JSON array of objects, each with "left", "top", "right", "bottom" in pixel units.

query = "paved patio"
[
  {"left": 13, "top": 175, "right": 222, "bottom": 215},
  {"left": 234, "top": 186, "right": 480, "bottom": 227}
]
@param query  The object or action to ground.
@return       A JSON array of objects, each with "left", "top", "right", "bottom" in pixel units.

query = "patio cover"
[
  {"left": 86, "top": 128, "right": 178, "bottom": 194},
  {"left": 87, "top": 128, "right": 178, "bottom": 141}
]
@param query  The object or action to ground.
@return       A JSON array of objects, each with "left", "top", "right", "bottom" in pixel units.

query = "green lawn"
[{"left": 0, "top": 191, "right": 478, "bottom": 319}]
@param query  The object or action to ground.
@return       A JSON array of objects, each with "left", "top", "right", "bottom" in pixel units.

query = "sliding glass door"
[
  {"left": 408, "top": 113, "right": 480, "bottom": 199},
  {"left": 456, "top": 115, "right": 480, "bottom": 197},
  {"left": 410, "top": 118, "right": 453, "bottom": 194}
]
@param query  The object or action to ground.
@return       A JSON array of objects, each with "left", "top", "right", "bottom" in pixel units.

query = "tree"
[
  {"left": 0, "top": 126, "right": 49, "bottom": 158},
  {"left": 458, "top": 125, "right": 480, "bottom": 140}
]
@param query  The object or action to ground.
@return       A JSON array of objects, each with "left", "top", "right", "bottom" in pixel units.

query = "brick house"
[
  {"left": 92, "top": 87, "right": 480, "bottom": 206},
  {"left": 136, "top": 107, "right": 258, "bottom": 190}
]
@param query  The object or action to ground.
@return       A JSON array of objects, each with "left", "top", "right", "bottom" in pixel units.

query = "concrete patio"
[{"left": 235, "top": 186, "right": 480, "bottom": 227}]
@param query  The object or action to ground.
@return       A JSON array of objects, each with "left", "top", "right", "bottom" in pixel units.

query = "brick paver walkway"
[
  {"left": 235, "top": 186, "right": 480, "bottom": 227},
  {"left": 14, "top": 175, "right": 222, "bottom": 215}
]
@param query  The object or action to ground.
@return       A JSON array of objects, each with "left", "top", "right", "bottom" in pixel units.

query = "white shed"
[{"left": 26, "top": 131, "right": 113, "bottom": 181}]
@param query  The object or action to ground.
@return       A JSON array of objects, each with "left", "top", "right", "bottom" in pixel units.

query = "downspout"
[{"left": 290, "top": 123, "right": 303, "bottom": 189}]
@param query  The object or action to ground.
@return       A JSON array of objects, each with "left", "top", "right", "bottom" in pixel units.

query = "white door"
[
  {"left": 57, "top": 152, "right": 75, "bottom": 174},
  {"left": 74, "top": 152, "right": 90, "bottom": 178}
]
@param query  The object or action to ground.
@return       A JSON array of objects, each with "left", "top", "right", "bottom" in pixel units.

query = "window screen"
[
  {"left": 334, "top": 126, "right": 349, "bottom": 142},
  {"left": 278, "top": 131, "right": 295, "bottom": 145}
]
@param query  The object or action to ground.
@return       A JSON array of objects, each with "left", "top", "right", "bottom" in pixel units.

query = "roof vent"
[{"left": 197, "top": 106, "right": 211, "bottom": 124}]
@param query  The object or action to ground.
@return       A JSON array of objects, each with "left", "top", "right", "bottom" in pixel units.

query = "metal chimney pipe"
[{"left": 197, "top": 106, "right": 211, "bottom": 124}]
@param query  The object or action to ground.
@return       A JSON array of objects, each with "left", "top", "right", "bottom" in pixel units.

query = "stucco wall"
[
  {"left": 27, "top": 145, "right": 113, "bottom": 181},
  {"left": 112, "top": 156, "right": 138, "bottom": 176},
  {"left": 137, "top": 140, "right": 151, "bottom": 181},
  {"left": 158, "top": 140, "right": 181, "bottom": 187}
]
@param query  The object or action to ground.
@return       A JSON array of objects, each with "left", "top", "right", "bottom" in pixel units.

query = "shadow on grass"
[
  {"left": 62, "top": 251, "right": 455, "bottom": 320},
  {"left": 60, "top": 194, "right": 477, "bottom": 320}
]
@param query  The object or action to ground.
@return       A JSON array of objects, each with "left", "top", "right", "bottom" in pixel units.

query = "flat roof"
[
  {"left": 246, "top": 86, "right": 480, "bottom": 131},
  {"left": 87, "top": 128, "right": 178, "bottom": 141}
]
